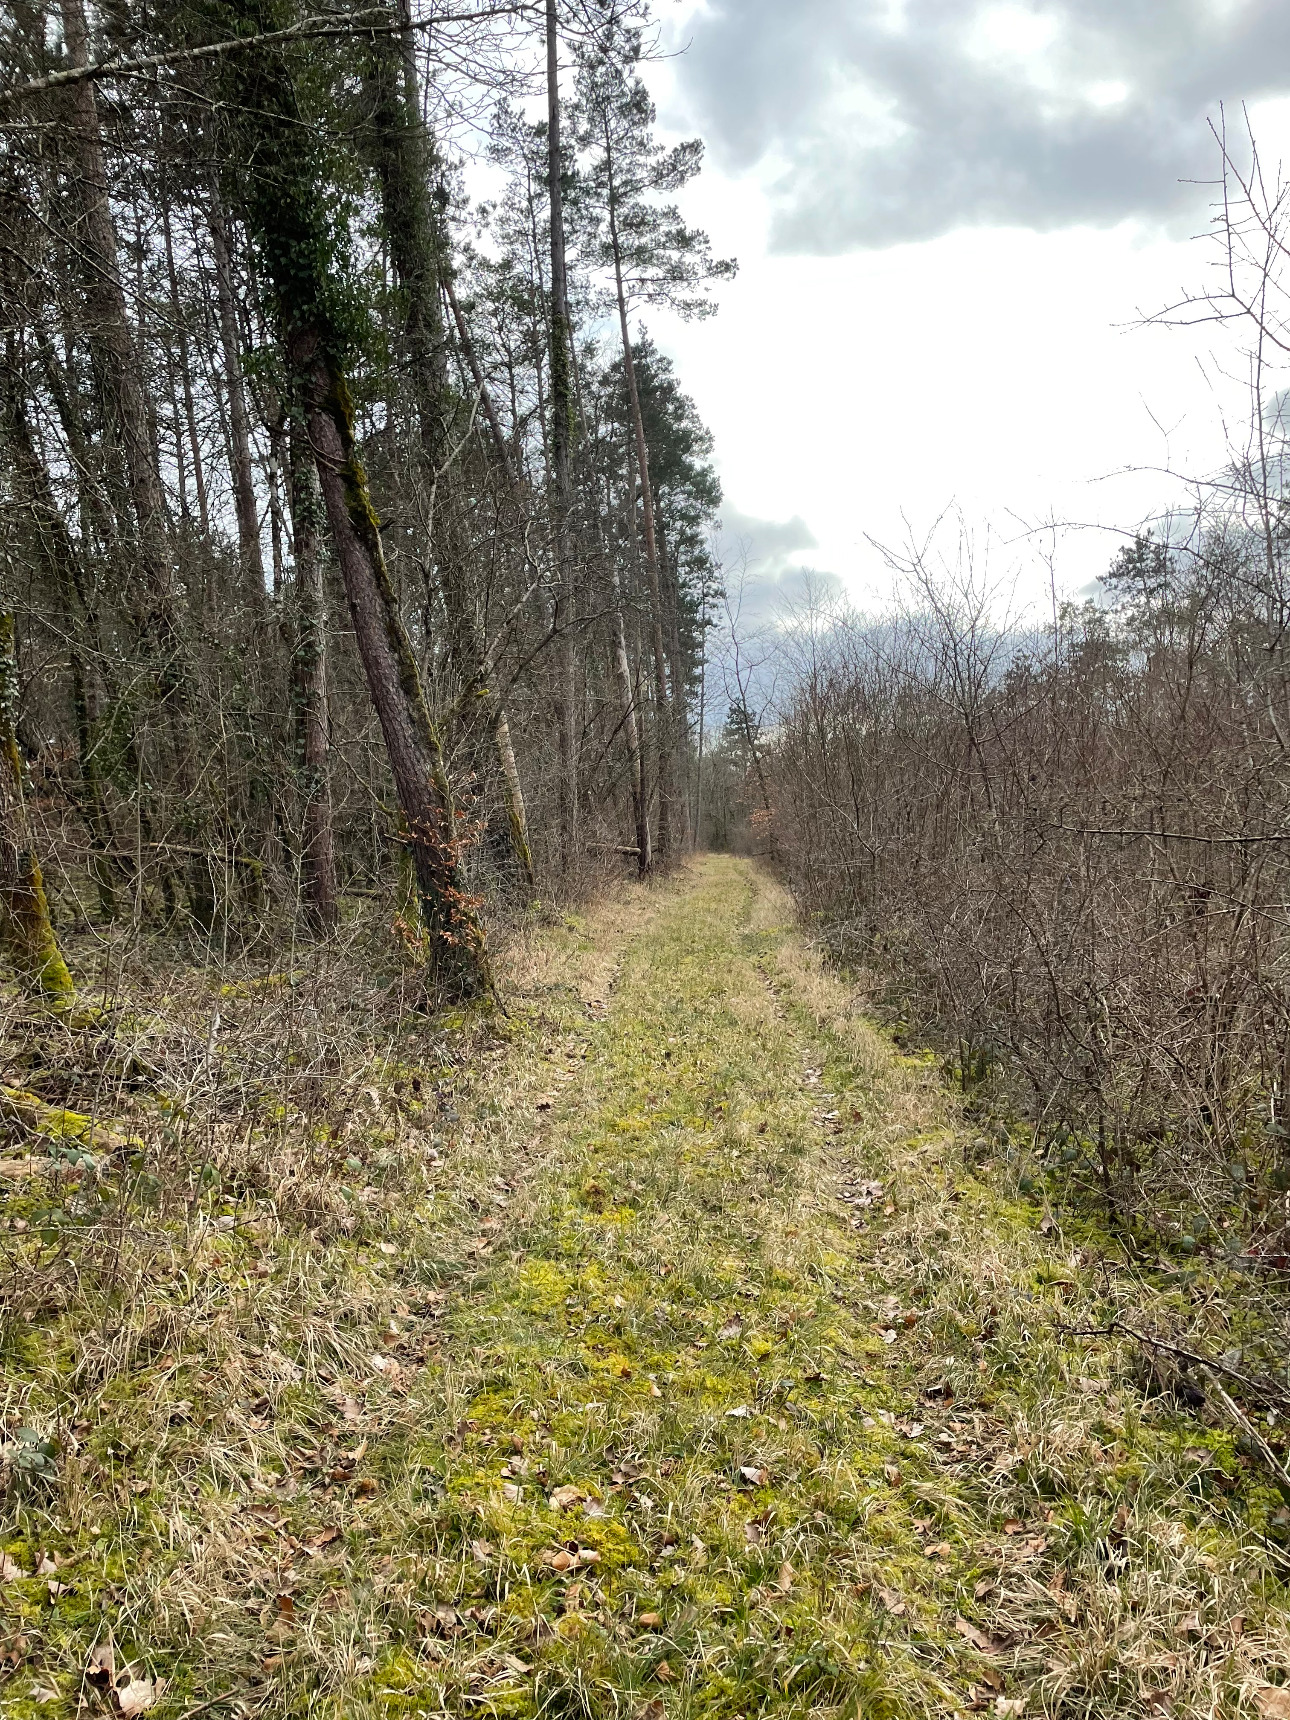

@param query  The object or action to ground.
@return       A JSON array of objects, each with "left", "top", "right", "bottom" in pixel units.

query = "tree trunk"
[
  {"left": 207, "top": 165, "right": 266, "bottom": 613},
  {"left": 656, "top": 510, "right": 691, "bottom": 850},
  {"left": 219, "top": 0, "right": 489, "bottom": 996},
  {"left": 546, "top": 0, "right": 578, "bottom": 867},
  {"left": 288, "top": 410, "right": 339, "bottom": 935},
  {"left": 161, "top": 192, "right": 209, "bottom": 535},
  {"left": 291, "top": 334, "right": 488, "bottom": 996},
  {"left": 1, "top": 354, "right": 118, "bottom": 919},
  {"left": 0, "top": 615, "right": 74, "bottom": 1006},
  {"left": 610, "top": 556, "right": 651, "bottom": 874},
  {"left": 362, "top": 16, "right": 535, "bottom": 888},
  {"left": 58, "top": 0, "right": 182, "bottom": 681},
  {"left": 606, "top": 137, "right": 677, "bottom": 865},
  {"left": 59, "top": 0, "right": 198, "bottom": 929}
]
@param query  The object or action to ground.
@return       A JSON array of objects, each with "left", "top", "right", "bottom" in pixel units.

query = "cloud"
[
  {"left": 714, "top": 506, "right": 844, "bottom": 627},
  {"left": 674, "top": 0, "right": 1288, "bottom": 251},
  {"left": 718, "top": 506, "right": 817, "bottom": 577}
]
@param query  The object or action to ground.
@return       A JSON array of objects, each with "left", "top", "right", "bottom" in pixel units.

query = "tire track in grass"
[{"left": 314, "top": 857, "right": 969, "bottom": 1719}]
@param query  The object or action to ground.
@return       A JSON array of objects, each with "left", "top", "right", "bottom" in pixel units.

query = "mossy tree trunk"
[
  {"left": 0, "top": 615, "right": 74, "bottom": 1006},
  {"left": 219, "top": 9, "right": 490, "bottom": 998}
]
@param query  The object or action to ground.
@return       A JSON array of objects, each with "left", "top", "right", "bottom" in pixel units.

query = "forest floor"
[{"left": 3, "top": 856, "right": 1290, "bottom": 1719}]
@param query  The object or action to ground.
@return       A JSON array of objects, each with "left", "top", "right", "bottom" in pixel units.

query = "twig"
[
  {"left": 1199, "top": 1368, "right": 1290, "bottom": 1499},
  {"left": 1064, "top": 1319, "right": 1290, "bottom": 1495},
  {"left": 1062, "top": 1319, "right": 1290, "bottom": 1407},
  {"left": 1048, "top": 822, "right": 1290, "bottom": 845}
]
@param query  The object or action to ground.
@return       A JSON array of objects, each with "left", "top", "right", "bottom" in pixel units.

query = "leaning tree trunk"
[
  {"left": 293, "top": 341, "right": 489, "bottom": 996},
  {"left": 0, "top": 616, "right": 74, "bottom": 1006}
]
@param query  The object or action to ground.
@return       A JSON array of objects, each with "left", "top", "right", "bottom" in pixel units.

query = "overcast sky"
[{"left": 637, "top": 0, "right": 1290, "bottom": 619}]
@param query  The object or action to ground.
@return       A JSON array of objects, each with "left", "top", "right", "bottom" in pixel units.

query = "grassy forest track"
[{"left": 3, "top": 857, "right": 1290, "bottom": 1719}]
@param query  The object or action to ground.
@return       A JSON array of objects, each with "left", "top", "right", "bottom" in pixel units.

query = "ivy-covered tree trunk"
[
  {"left": 219, "top": 9, "right": 490, "bottom": 997},
  {"left": 0, "top": 616, "right": 74, "bottom": 1006}
]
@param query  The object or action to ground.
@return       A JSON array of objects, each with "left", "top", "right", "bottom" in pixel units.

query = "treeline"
[{"left": 0, "top": 0, "right": 731, "bottom": 1002}]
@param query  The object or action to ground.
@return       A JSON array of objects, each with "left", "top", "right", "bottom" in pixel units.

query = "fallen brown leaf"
[
  {"left": 117, "top": 1676, "right": 163, "bottom": 1715},
  {"left": 956, "top": 1616, "right": 1002, "bottom": 1654},
  {"left": 86, "top": 1640, "right": 115, "bottom": 1685},
  {"left": 1255, "top": 1690, "right": 1290, "bottom": 1720}
]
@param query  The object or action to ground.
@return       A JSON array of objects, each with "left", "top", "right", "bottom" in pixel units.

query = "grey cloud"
[
  {"left": 673, "top": 0, "right": 1289, "bottom": 251},
  {"left": 718, "top": 506, "right": 817, "bottom": 576},
  {"left": 714, "top": 506, "right": 843, "bottom": 628}
]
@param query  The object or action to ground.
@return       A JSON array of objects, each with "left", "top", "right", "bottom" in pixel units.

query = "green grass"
[{"left": 3, "top": 858, "right": 1290, "bottom": 1718}]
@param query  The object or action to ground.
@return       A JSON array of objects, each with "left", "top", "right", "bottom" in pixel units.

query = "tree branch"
[{"left": 0, "top": 2, "right": 536, "bottom": 104}]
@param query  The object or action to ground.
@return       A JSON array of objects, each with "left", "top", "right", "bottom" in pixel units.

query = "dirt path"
[{"left": 4, "top": 857, "right": 1288, "bottom": 1719}]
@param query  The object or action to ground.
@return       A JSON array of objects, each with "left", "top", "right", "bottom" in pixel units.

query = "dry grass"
[{"left": 1, "top": 858, "right": 1288, "bottom": 1719}]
